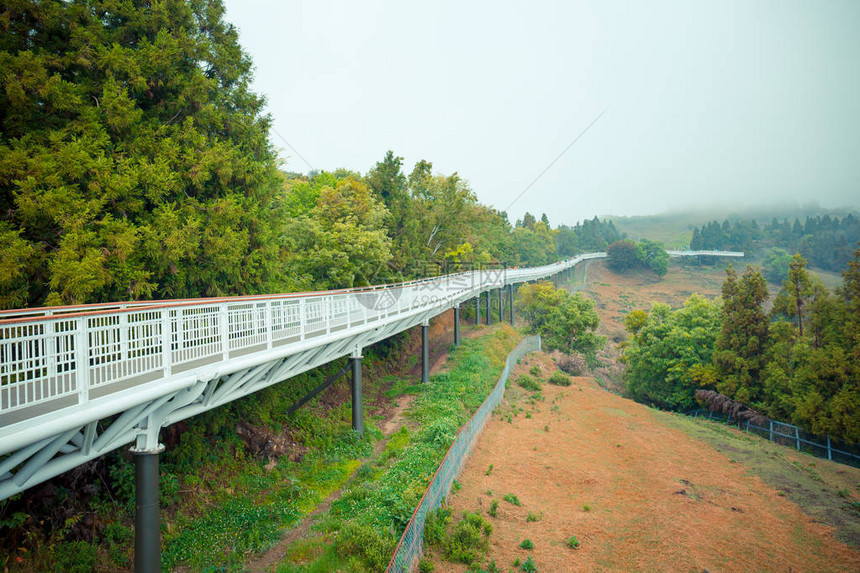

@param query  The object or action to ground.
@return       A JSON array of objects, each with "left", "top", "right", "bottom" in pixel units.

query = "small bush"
[
  {"left": 519, "top": 538, "right": 534, "bottom": 549},
  {"left": 513, "top": 557, "right": 521, "bottom": 567},
  {"left": 517, "top": 374, "right": 542, "bottom": 392},
  {"left": 567, "top": 535, "right": 580, "bottom": 549},
  {"left": 582, "top": 504, "right": 591, "bottom": 512},
  {"left": 486, "top": 464, "right": 494, "bottom": 476},
  {"left": 557, "top": 353, "right": 588, "bottom": 376},
  {"left": 504, "top": 494, "right": 521, "bottom": 506},
  {"left": 548, "top": 370, "right": 571, "bottom": 386},
  {"left": 52, "top": 541, "right": 98, "bottom": 573},
  {"left": 529, "top": 365, "right": 541, "bottom": 377},
  {"left": 526, "top": 512, "right": 541, "bottom": 522},
  {"left": 424, "top": 507, "right": 452, "bottom": 546},
  {"left": 444, "top": 511, "right": 493, "bottom": 565},
  {"left": 489, "top": 499, "right": 499, "bottom": 517},
  {"left": 521, "top": 555, "right": 538, "bottom": 572},
  {"left": 418, "top": 558, "right": 435, "bottom": 572}
]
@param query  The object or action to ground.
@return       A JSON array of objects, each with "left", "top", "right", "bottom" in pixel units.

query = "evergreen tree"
[
  {"left": 0, "top": 0, "right": 284, "bottom": 307},
  {"left": 713, "top": 266, "right": 769, "bottom": 404}
]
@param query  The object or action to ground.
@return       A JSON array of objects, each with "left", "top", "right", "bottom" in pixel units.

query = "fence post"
[
  {"left": 795, "top": 426, "right": 800, "bottom": 451},
  {"left": 769, "top": 420, "right": 773, "bottom": 442},
  {"left": 827, "top": 436, "right": 832, "bottom": 461}
]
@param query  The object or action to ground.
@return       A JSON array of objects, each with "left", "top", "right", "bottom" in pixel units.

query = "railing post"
[
  {"left": 220, "top": 304, "right": 230, "bottom": 360},
  {"left": 161, "top": 309, "right": 172, "bottom": 377},
  {"left": 75, "top": 317, "right": 89, "bottom": 405},
  {"left": 299, "top": 298, "right": 306, "bottom": 341},
  {"left": 421, "top": 321, "right": 430, "bottom": 384},
  {"left": 326, "top": 297, "right": 331, "bottom": 335},
  {"left": 45, "top": 318, "right": 57, "bottom": 394},
  {"left": 265, "top": 301, "right": 273, "bottom": 350}
]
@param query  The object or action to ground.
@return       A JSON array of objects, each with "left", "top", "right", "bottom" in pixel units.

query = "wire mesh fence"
[
  {"left": 385, "top": 335, "right": 542, "bottom": 573},
  {"left": 688, "top": 409, "right": 860, "bottom": 468}
]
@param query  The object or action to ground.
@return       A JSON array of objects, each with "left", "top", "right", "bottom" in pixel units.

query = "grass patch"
[
  {"left": 548, "top": 371, "right": 571, "bottom": 386},
  {"left": 517, "top": 374, "right": 542, "bottom": 392}
]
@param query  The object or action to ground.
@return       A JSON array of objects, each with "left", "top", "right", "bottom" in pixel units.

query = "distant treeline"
[{"left": 690, "top": 215, "right": 860, "bottom": 272}]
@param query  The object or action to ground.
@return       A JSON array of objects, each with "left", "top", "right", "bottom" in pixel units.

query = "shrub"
[
  {"left": 526, "top": 512, "right": 541, "bottom": 522},
  {"left": 567, "top": 535, "right": 580, "bottom": 549},
  {"left": 336, "top": 522, "right": 393, "bottom": 571},
  {"left": 486, "top": 464, "right": 494, "bottom": 476},
  {"left": 548, "top": 370, "right": 571, "bottom": 386},
  {"left": 424, "top": 507, "right": 452, "bottom": 546},
  {"left": 521, "top": 555, "right": 538, "bottom": 572},
  {"left": 529, "top": 365, "right": 542, "bottom": 377},
  {"left": 519, "top": 538, "right": 534, "bottom": 549},
  {"left": 583, "top": 504, "right": 591, "bottom": 512},
  {"left": 488, "top": 500, "right": 499, "bottom": 517},
  {"left": 418, "top": 558, "right": 435, "bottom": 572},
  {"left": 557, "top": 353, "right": 588, "bottom": 376},
  {"left": 503, "top": 494, "right": 521, "bottom": 506},
  {"left": 443, "top": 511, "right": 493, "bottom": 565},
  {"left": 517, "top": 375, "right": 542, "bottom": 392},
  {"left": 52, "top": 541, "right": 97, "bottom": 573}
]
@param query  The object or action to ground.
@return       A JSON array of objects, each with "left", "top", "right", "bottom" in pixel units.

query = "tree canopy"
[{"left": 516, "top": 281, "right": 603, "bottom": 358}]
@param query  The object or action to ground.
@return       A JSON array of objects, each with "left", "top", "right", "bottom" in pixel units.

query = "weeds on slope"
[{"left": 280, "top": 326, "right": 521, "bottom": 571}]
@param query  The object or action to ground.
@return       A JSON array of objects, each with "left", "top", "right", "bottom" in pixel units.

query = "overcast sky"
[{"left": 223, "top": 0, "right": 860, "bottom": 226}]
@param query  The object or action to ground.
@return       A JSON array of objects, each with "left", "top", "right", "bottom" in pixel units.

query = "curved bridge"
[{"left": 0, "top": 250, "right": 743, "bottom": 501}]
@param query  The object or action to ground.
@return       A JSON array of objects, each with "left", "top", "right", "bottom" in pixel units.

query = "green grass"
[{"left": 284, "top": 327, "right": 522, "bottom": 571}]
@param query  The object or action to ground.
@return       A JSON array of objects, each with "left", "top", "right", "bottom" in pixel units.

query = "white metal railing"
[
  {"left": 667, "top": 250, "right": 744, "bottom": 257},
  {"left": 0, "top": 256, "right": 594, "bottom": 420}
]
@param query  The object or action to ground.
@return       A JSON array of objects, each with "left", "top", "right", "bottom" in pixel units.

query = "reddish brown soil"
[{"left": 429, "top": 353, "right": 860, "bottom": 572}]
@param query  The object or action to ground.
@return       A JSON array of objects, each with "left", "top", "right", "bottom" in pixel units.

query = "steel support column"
[
  {"left": 475, "top": 295, "right": 481, "bottom": 325},
  {"left": 497, "top": 288, "right": 503, "bottom": 322},
  {"left": 421, "top": 321, "right": 430, "bottom": 384},
  {"left": 485, "top": 291, "right": 491, "bottom": 325},
  {"left": 453, "top": 306, "right": 461, "bottom": 347},
  {"left": 132, "top": 444, "right": 164, "bottom": 573},
  {"left": 351, "top": 350, "right": 363, "bottom": 436}
]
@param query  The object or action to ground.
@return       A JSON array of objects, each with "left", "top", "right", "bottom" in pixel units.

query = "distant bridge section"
[
  {"left": 667, "top": 250, "right": 745, "bottom": 257},
  {"left": 0, "top": 250, "right": 740, "bottom": 501}
]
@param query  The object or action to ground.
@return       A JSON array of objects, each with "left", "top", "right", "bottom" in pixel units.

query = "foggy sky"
[{"left": 223, "top": 0, "right": 860, "bottom": 226}]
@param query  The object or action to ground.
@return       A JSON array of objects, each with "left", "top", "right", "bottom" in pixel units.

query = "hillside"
[{"left": 431, "top": 360, "right": 860, "bottom": 572}]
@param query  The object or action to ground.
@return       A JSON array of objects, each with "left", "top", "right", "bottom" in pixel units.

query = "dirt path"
[{"left": 430, "top": 354, "right": 860, "bottom": 572}]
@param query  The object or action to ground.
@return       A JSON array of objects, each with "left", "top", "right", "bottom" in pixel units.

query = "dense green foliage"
[
  {"left": 516, "top": 281, "right": 603, "bottom": 358},
  {"left": 623, "top": 295, "right": 721, "bottom": 410},
  {"left": 690, "top": 215, "right": 860, "bottom": 272},
  {"left": 607, "top": 239, "right": 669, "bottom": 277},
  {"left": 623, "top": 250, "right": 860, "bottom": 444},
  {"left": 0, "top": 0, "right": 286, "bottom": 307}
]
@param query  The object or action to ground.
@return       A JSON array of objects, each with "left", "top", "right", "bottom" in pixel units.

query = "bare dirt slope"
[{"left": 431, "top": 356, "right": 860, "bottom": 572}]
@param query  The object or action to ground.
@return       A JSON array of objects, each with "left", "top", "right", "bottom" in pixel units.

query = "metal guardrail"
[
  {"left": 689, "top": 409, "right": 860, "bottom": 467},
  {"left": 386, "top": 335, "right": 542, "bottom": 573}
]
